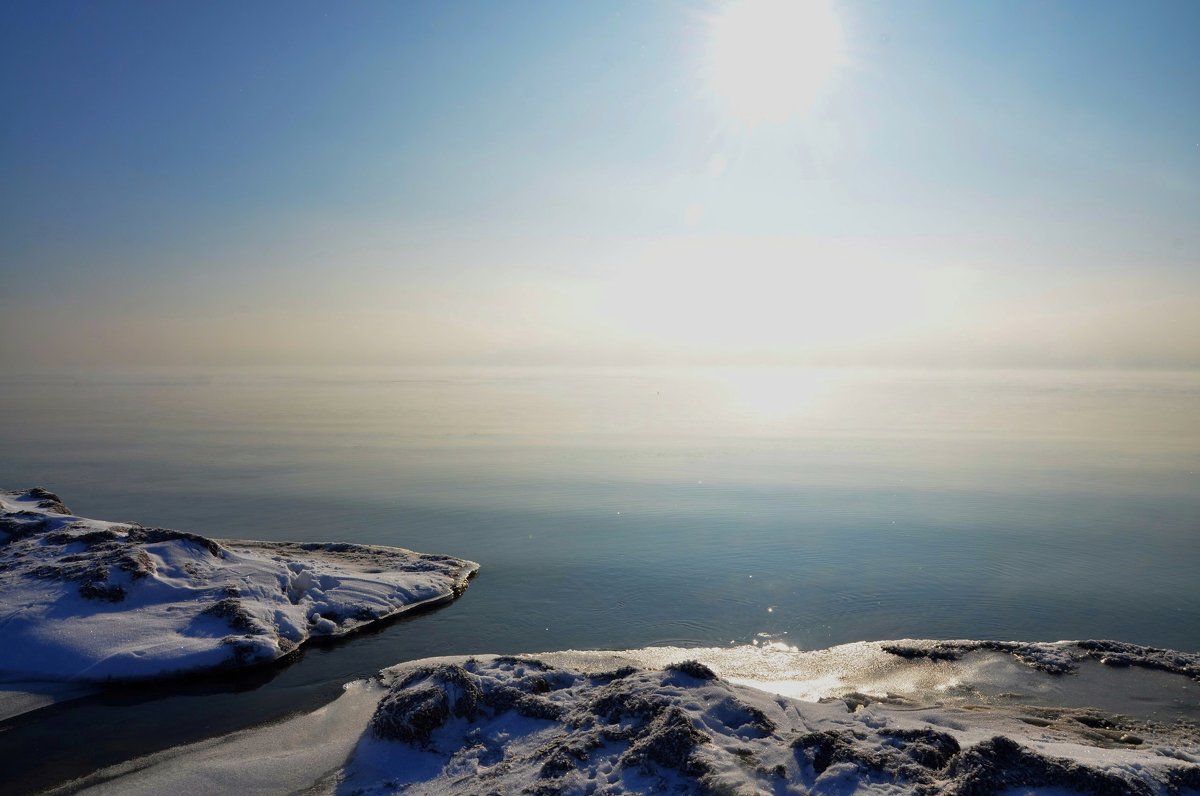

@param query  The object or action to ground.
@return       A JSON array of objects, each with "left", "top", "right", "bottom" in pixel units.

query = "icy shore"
[
  {"left": 53, "top": 641, "right": 1200, "bottom": 795},
  {"left": 0, "top": 488, "right": 479, "bottom": 684}
]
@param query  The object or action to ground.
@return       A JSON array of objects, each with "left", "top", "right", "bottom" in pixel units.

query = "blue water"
[
  {"left": 4, "top": 366, "right": 1198, "bottom": 650},
  {"left": 1, "top": 367, "right": 1198, "bottom": 791}
]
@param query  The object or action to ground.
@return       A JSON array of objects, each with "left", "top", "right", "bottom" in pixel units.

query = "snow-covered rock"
[
  {"left": 343, "top": 652, "right": 1200, "bottom": 795},
  {"left": 55, "top": 644, "right": 1200, "bottom": 795},
  {"left": 0, "top": 488, "right": 478, "bottom": 681},
  {"left": 880, "top": 638, "right": 1200, "bottom": 681}
]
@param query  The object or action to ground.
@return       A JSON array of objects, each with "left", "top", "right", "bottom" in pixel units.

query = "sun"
[{"left": 706, "top": 0, "right": 845, "bottom": 126}]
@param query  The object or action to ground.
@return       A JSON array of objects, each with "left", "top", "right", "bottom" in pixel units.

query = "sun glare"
[
  {"left": 707, "top": 0, "right": 845, "bottom": 125},
  {"left": 599, "top": 237, "right": 942, "bottom": 364}
]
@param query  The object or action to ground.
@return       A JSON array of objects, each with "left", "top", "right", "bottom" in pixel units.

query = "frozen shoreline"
[
  {"left": 6, "top": 486, "right": 1200, "bottom": 793},
  {"left": 51, "top": 642, "right": 1200, "bottom": 795},
  {"left": 0, "top": 488, "right": 478, "bottom": 692}
]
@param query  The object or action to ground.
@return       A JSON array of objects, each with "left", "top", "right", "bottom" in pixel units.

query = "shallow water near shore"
[{"left": 1, "top": 366, "right": 1198, "bottom": 792}]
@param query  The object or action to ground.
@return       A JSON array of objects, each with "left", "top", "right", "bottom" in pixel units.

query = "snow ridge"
[{"left": 339, "top": 654, "right": 1200, "bottom": 795}]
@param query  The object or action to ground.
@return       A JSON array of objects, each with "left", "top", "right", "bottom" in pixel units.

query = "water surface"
[{"left": 1, "top": 367, "right": 1197, "bottom": 791}]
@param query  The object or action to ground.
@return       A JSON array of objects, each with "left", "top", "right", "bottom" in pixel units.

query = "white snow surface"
[
  {"left": 0, "top": 488, "right": 478, "bottom": 682},
  {"left": 55, "top": 643, "right": 1200, "bottom": 795}
]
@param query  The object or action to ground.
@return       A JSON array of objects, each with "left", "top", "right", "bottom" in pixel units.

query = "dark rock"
[
  {"left": 1073, "top": 714, "right": 1116, "bottom": 730},
  {"left": 524, "top": 675, "right": 552, "bottom": 694},
  {"left": 483, "top": 685, "right": 563, "bottom": 721},
  {"left": 370, "top": 685, "right": 451, "bottom": 745},
  {"left": 538, "top": 751, "right": 580, "bottom": 779},
  {"left": 0, "top": 511, "right": 54, "bottom": 542},
  {"left": 666, "top": 660, "right": 718, "bottom": 681},
  {"left": 127, "top": 527, "right": 224, "bottom": 557},
  {"left": 375, "top": 663, "right": 566, "bottom": 750},
  {"left": 219, "top": 636, "right": 269, "bottom": 667},
  {"left": 882, "top": 644, "right": 963, "bottom": 663},
  {"left": 201, "top": 598, "right": 259, "bottom": 632},
  {"left": 621, "top": 705, "right": 711, "bottom": 777},
  {"left": 44, "top": 528, "right": 121, "bottom": 546},
  {"left": 1074, "top": 640, "right": 1200, "bottom": 681},
  {"left": 392, "top": 664, "right": 485, "bottom": 721},
  {"left": 717, "top": 696, "right": 776, "bottom": 736},
  {"left": 882, "top": 641, "right": 1077, "bottom": 675},
  {"left": 493, "top": 656, "right": 555, "bottom": 671},
  {"left": 27, "top": 487, "right": 72, "bottom": 514},
  {"left": 536, "top": 733, "right": 601, "bottom": 779},
  {"left": 520, "top": 785, "right": 568, "bottom": 796},
  {"left": 346, "top": 604, "right": 380, "bottom": 621},
  {"left": 117, "top": 548, "right": 156, "bottom": 579},
  {"left": 590, "top": 683, "right": 670, "bottom": 725},
  {"left": 793, "top": 729, "right": 858, "bottom": 775},
  {"left": 1165, "top": 765, "right": 1200, "bottom": 791},
  {"left": 879, "top": 727, "right": 961, "bottom": 770},
  {"left": 793, "top": 727, "right": 958, "bottom": 785},
  {"left": 942, "top": 735, "right": 1154, "bottom": 796},
  {"left": 591, "top": 665, "right": 639, "bottom": 683},
  {"left": 78, "top": 579, "right": 126, "bottom": 602}
]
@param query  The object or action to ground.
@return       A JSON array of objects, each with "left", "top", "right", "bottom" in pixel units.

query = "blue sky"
[{"left": 2, "top": 0, "right": 1198, "bottom": 367}]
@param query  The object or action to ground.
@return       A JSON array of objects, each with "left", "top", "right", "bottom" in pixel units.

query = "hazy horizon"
[{"left": 3, "top": 1, "right": 1198, "bottom": 371}]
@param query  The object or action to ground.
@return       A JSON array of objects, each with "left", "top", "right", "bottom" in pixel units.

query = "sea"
[{"left": 1, "top": 366, "right": 1198, "bottom": 791}]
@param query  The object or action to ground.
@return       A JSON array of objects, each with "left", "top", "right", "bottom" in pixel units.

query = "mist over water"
[{"left": 3, "top": 366, "right": 1197, "bottom": 654}]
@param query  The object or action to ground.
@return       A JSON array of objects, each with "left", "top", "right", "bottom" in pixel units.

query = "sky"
[{"left": 2, "top": 0, "right": 1198, "bottom": 369}]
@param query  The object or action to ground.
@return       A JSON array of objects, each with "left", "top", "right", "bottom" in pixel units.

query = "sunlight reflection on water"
[
  {"left": 2, "top": 367, "right": 1198, "bottom": 792},
  {"left": 2, "top": 366, "right": 1198, "bottom": 655}
]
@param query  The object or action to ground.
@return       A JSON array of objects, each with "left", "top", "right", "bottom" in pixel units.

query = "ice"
[
  {"left": 0, "top": 680, "right": 97, "bottom": 722},
  {"left": 45, "top": 679, "right": 385, "bottom": 796},
  {"left": 54, "top": 643, "right": 1200, "bottom": 795},
  {"left": 0, "top": 488, "right": 479, "bottom": 682}
]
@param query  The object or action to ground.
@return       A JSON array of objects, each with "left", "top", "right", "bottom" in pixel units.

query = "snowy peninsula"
[
  {"left": 54, "top": 642, "right": 1200, "bottom": 795},
  {"left": 0, "top": 488, "right": 479, "bottom": 682}
]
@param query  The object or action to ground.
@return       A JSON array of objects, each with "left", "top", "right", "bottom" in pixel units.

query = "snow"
[
  {"left": 0, "top": 488, "right": 479, "bottom": 683},
  {"left": 52, "top": 643, "right": 1200, "bottom": 795}
]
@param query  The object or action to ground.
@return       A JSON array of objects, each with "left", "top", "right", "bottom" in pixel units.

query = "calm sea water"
[{"left": 1, "top": 366, "right": 1198, "bottom": 790}]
